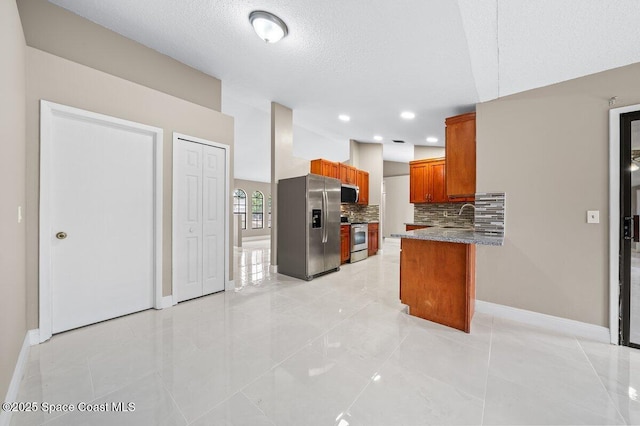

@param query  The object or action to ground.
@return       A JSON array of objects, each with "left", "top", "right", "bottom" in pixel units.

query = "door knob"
[
  {"left": 56, "top": 232, "right": 67, "bottom": 240},
  {"left": 189, "top": 227, "right": 194, "bottom": 233}
]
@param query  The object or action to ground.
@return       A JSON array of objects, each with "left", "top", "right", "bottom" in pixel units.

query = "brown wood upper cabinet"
[
  {"left": 357, "top": 170, "right": 369, "bottom": 205},
  {"left": 409, "top": 158, "right": 446, "bottom": 204},
  {"left": 310, "top": 159, "right": 369, "bottom": 205},
  {"left": 310, "top": 158, "right": 339, "bottom": 179},
  {"left": 445, "top": 112, "right": 476, "bottom": 199},
  {"left": 339, "top": 163, "right": 357, "bottom": 185}
]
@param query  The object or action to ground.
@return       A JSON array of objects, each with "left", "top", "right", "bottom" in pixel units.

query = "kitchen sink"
[{"left": 440, "top": 225, "right": 473, "bottom": 230}]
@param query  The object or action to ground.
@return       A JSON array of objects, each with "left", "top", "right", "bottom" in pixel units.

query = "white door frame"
[
  {"left": 39, "top": 100, "right": 163, "bottom": 343},
  {"left": 172, "top": 132, "right": 231, "bottom": 305},
  {"left": 609, "top": 103, "right": 640, "bottom": 344}
]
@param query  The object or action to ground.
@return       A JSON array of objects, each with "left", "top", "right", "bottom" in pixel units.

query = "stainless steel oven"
[{"left": 350, "top": 223, "right": 368, "bottom": 263}]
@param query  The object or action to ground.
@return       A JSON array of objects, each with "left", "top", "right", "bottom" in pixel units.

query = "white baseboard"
[
  {"left": 1, "top": 330, "right": 36, "bottom": 426},
  {"left": 161, "top": 296, "right": 175, "bottom": 309},
  {"left": 28, "top": 329, "right": 40, "bottom": 346},
  {"left": 242, "top": 235, "right": 271, "bottom": 242},
  {"left": 475, "top": 300, "right": 610, "bottom": 343}
]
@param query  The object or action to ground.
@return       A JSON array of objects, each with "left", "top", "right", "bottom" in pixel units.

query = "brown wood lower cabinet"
[
  {"left": 399, "top": 238, "right": 476, "bottom": 333},
  {"left": 340, "top": 225, "right": 350, "bottom": 264},
  {"left": 405, "top": 225, "right": 429, "bottom": 231},
  {"left": 368, "top": 223, "right": 379, "bottom": 256}
]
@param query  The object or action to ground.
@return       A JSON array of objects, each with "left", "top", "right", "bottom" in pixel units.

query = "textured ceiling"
[{"left": 49, "top": 0, "right": 640, "bottom": 180}]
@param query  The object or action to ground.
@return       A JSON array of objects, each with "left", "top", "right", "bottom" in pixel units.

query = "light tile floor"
[{"left": 10, "top": 238, "right": 640, "bottom": 425}]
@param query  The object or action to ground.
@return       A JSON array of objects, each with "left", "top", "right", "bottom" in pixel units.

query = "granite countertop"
[
  {"left": 391, "top": 227, "right": 504, "bottom": 246},
  {"left": 341, "top": 221, "right": 379, "bottom": 225}
]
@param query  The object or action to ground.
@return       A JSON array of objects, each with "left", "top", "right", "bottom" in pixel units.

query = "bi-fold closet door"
[{"left": 175, "top": 138, "right": 225, "bottom": 302}]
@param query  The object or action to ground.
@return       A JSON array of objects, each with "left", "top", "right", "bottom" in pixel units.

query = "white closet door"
[
  {"left": 175, "top": 139, "right": 225, "bottom": 301},
  {"left": 202, "top": 144, "right": 225, "bottom": 294},
  {"left": 50, "top": 112, "right": 155, "bottom": 333},
  {"left": 176, "top": 141, "right": 204, "bottom": 302}
]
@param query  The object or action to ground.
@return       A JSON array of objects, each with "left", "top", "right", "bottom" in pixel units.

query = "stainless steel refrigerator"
[{"left": 277, "top": 174, "right": 341, "bottom": 280}]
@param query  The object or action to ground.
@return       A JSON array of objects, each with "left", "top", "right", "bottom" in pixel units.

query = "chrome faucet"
[{"left": 458, "top": 203, "right": 476, "bottom": 216}]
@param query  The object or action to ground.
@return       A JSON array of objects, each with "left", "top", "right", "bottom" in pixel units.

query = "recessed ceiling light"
[
  {"left": 426, "top": 136, "right": 438, "bottom": 143},
  {"left": 338, "top": 114, "right": 350, "bottom": 122},
  {"left": 249, "top": 11, "right": 288, "bottom": 43},
  {"left": 400, "top": 111, "right": 415, "bottom": 120},
  {"left": 373, "top": 135, "right": 383, "bottom": 141}
]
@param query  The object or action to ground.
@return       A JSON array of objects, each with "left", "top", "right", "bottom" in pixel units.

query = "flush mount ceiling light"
[
  {"left": 338, "top": 114, "right": 351, "bottom": 122},
  {"left": 426, "top": 136, "right": 438, "bottom": 143},
  {"left": 249, "top": 10, "right": 288, "bottom": 43},
  {"left": 400, "top": 111, "right": 416, "bottom": 120},
  {"left": 373, "top": 135, "right": 383, "bottom": 141}
]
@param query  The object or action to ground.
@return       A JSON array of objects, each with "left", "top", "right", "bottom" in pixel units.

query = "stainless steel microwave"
[{"left": 341, "top": 184, "right": 359, "bottom": 204}]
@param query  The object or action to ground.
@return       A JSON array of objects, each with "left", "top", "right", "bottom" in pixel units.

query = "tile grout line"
[
  {"left": 342, "top": 317, "right": 414, "bottom": 415},
  {"left": 235, "top": 297, "right": 379, "bottom": 395},
  {"left": 240, "top": 390, "right": 277, "bottom": 426},
  {"left": 576, "top": 339, "right": 629, "bottom": 425},
  {"left": 480, "top": 315, "right": 495, "bottom": 426},
  {"left": 156, "top": 371, "right": 190, "bottom": 426},
  {"left": 223, "top": 297, "right": 381, "bottom": 425}
]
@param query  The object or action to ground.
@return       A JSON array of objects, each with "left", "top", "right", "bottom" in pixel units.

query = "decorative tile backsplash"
[
  {"left": 474, "top": 192, "right": 505, "bottom": 235},
  {"left": 414, "top": 202, "right": 474, "bottom": 227},
  {"left": 341, "top": 204, "right": 380, "bottom": 223}
]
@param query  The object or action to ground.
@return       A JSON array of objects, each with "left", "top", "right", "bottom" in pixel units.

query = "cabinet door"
[
  {"left": 326, "top": 161, "right": 339, "bottom": 179},
  {"left": 357, "top": 170, "right": 369, "bottom": 205},
  {"left": 430, "top": 160, "right": 447, "bottom": 203},
  {"left": 347, "top": 166, "right": 357, "bottom": 185},
  {"left": 368, "top": 223, "right": 379, "bottom": 256},
  {"left": 340, "top": 226, "right": 350, "bottom": 264},
  {"left": 339, "top": 163, "right": 349, "bottom": 184},
  {"left": 410, "top": 161, "right": 428, "bottom": 203},
  {"left": 445, "top": 113, "right": 476, "bottom": 198},
  {"left": 310, "top": 159, "right": 339, "bottom": 179},
  {"left": 310, "top": 159, "right": 323, "bottom": 176}
]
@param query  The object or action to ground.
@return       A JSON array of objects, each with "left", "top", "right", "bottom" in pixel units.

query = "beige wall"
[
  {"left": 383, "top": 161, "right": 410, "bottom": 177},
  {"left": 0, "top": 0, "right": 27, "bottom": 400},
  {"left": 17, "top": 0, "right": 221, "bottom": 111},
  {"left": 414, "top": 146, "right": 445, "bottom": 160},
  {"left": 356, "top": 143, "right": 384, "bottom": 206},
  {"left": 477, "top": 61, "right": 640, "bottom": 327},
  {"left": 25, "top": 48, "right": 234, "bottom": 329},
  {"left": 383, "top": 176, "right": 413, "bottom": 238},
  {"left": 234, "top": 179, "right": 272, "bottom": 239}
]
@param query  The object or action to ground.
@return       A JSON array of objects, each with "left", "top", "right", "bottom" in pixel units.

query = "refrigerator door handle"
[{"left": 322, "top": 190, "right": 328, "bottom": 243}]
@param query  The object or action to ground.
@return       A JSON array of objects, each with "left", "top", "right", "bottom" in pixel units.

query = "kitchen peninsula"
[{"left": 391, "top": 226, "right": 503, "bottom": 333}]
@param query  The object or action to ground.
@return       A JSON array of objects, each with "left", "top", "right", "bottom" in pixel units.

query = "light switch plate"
[{"left": 587, "top": 210, "right": 599, "bottom": 224}]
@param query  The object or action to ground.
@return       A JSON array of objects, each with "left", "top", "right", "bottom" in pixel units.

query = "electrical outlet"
[{"left": 587, "top": 210, "right": 599, "bottom": 224}]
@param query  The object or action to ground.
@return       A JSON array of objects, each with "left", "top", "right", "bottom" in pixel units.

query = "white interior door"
[
  {"left": 175, "top": 138, "right": 225, "bottom": 302},
  {"left": 46, "top": 106, "right": 159, "bottom": 334},
  {"left": 202, "top": 145, "right": 225, "bottom": 294}
]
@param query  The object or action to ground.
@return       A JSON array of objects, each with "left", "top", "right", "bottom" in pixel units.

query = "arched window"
[
  {"left": 251, "top": 191, "right": 264, "bottom": 229},
  {"left": 268, "top": 194, "right": 272, "bottom": 228},
  {"left": 233, "top": 189, "right": 247, "bottom": 229}
]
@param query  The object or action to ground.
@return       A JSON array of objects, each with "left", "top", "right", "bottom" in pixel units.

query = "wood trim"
[{"left": 444, "top": 111, "right": 476, "bottom": 125}]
